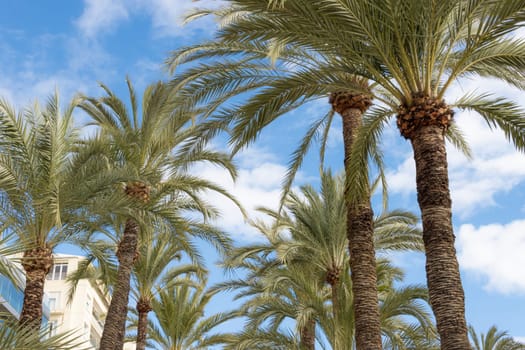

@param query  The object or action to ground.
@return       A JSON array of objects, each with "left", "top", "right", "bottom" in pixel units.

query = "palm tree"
[
  {"left": 147, "top": 282, "right": 229, "bottom": 350},
  {"left": 0, "top": 93, "right": 86, "bottom": 328},
  {"left": 170, "top": 1, "right": 525, "bottom": 347},
  {"left": 276, "top": 172, "right": 422, "bottom": 314},
  {"left": 469, "top": 326, "right": 525, "bottom": 350},
  {"left": 132, "top": 232, "right": 205, "bottom": 350},
  {"left": 78, "top": 78, "right": 239, "bottom": 350}
]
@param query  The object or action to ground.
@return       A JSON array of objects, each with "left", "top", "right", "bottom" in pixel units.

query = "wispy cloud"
[
  {"left": 75, "top": 0, "right": 129, "bottom": 38},
  {"left": 75, "top": 0, "right": 224, "bottom": 39},
  {"left": 193, "top": 146, "right": 308, "bottom": 242}
]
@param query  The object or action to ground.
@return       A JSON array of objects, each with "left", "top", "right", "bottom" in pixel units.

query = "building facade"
[{"left": 45, "top": 254, "right": 110, "bottom": 349}]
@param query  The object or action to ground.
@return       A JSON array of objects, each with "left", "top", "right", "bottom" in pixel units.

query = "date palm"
[
  {"left": 215, "top": 235, "right": 435, "bottom": 349},
  {"left": 147, "top": 282, "right": 229, "bottom": 350},
  {"left": 168, "top": 4, "right": 477, "bottom": 348},
  {"left": 132, "top": 231, "right": 205, "bottom": 350},
  {"left": 0, "top": 93, "right": 87, "bottom": 327},
  {"left": 78, "top": 78, "right": 238, "bottom": 350},
  {"left": 275, "top": 172, "right": 422, "bottom": 313},
  {"left": 173, "top": 1, "right": 525, "bottom": 348}
]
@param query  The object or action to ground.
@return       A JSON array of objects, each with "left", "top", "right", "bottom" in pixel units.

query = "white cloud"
[
  {"left": 193, "top": 147, "right": 300, "bottom": 242},
  {"left": 457, "top": 220, "right": 525, "bottom": 294},
  {"left": 386, "top": 157, "right": 416, "bottom": 195},
  {"left": 75, "top": 0, "right": 129, "bottom": 38},
  {"left": 387, "top": 109, "right": 525, "bottom": 217},
  {"left": 140, "top": 0, "right": 207, "bottom": 37},
  {"left": 75, "top": 0, "right": 224, "bottom": 38}
]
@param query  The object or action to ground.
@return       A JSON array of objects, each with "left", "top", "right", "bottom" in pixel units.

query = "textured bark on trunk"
[
  {"left": 135, "top": 298, "right": 152, "bottom": 350},
  {"left": 331, "top": 91, "right": 381, "bottom": 350},
  {"left": 327, "top": 276, "right": 341, "bottom": 350},
  {"left": 326, "top": 264, "right": 340, "bottom": 317},
  {"left": 300, "top": 318, "right": 316, "bottom": 350},
  {"left": 100, "top": 218, "right": 139, "bottom": 350},
  {"left": 19, "top": 247, "right": 53, "bottom": 328},
  {"left": 410, "top": 124, "right": 470, "bottom": 350}
]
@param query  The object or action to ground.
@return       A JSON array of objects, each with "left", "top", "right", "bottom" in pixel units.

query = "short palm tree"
[
  {"left": 132, "top": 231, "right": 205, "bottom": 350},
  {"left": 275, "top": 172, "right": 422, "bottom": 315},
  {"left": 171, "top": 1, "right": 525, "bottom": 347},
  {"left": 78, "top": 78, "right": 238, "bottom": 350},
  {"left": 469, "top": 325, "right": 525, "bottom": 350},
  {"left": 147, "top": 282, "right": 228, "bottom": 350}
]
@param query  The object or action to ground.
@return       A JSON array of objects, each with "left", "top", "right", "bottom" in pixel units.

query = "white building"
[{"left": 45, "top": 254, "right": 110, "bottom": 349}]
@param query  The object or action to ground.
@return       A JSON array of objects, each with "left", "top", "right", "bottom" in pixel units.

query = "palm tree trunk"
[
  {"left": 19, "top": 247, "right": 53, "bottom": 328},
  {"left": 410, "top": 124, "right": 470, "bottom": 349},
  {"left": 331, "top": 91, "right": 382, "bottom": 350},
  {"left": 327, "top": 277, "right": 341, "bottom": 350},
  {"left": 100, "top": 218, "right": 139, "bottom": 350},
  {"left": 135, "top": 298, "right": 152, "bottom": 350},
  {"left": 300, "top": 318, "right": 316, "bottom": 350},
  {"left": 326, "top": 264, "right": 340, "bottom": 319}
]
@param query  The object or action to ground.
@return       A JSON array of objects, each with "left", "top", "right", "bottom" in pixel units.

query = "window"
[
  {"left": 47, "top": 263, "right": 68, "bottom": 280},
  {"left": 47, "top": 291, "right": 61, "bottom": 311},
  {"left": 49, "top": 320, "right": 58, "bottom": 337}
]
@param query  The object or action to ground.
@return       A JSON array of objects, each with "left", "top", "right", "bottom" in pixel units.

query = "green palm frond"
[
  {"left": 469, "top": 324, "right": 525, "bottom": 350},
  {"left": 0, "top": 91, "right": 88, "bottom": 252},
  {"left": 0, "top": 316, "right": 87, "bottom": 350},
  {"left": 453, "top": 92, "right": 525, "bottom": 152}
]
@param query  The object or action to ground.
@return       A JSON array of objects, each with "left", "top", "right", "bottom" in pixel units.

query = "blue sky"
[{"left": 2, "top": 0, "right": 525, "bottom": 343}]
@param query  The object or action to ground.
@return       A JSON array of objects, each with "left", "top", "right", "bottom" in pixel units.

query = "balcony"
[{"left": 0, "top": 274, "right": 23, "bottom": 319}]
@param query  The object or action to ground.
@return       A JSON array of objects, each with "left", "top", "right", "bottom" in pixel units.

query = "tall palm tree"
[
  {"left": 167, "top": 17, "right": 387, "bottom": 350},
  {"left": 78, "top": 78, "right": 239, "bottom": 350},
  {"left": 469, "top": 326, "right": 525, "bottom": 350},
  {"left": 168, "top": 4, "right": 471, "bottom": 348},
  {"left": 171, "top": 1, "right": 525, "bottom": 347},
  {"left": 0, "top": 93, "right": 86, "bottom": 328}
]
